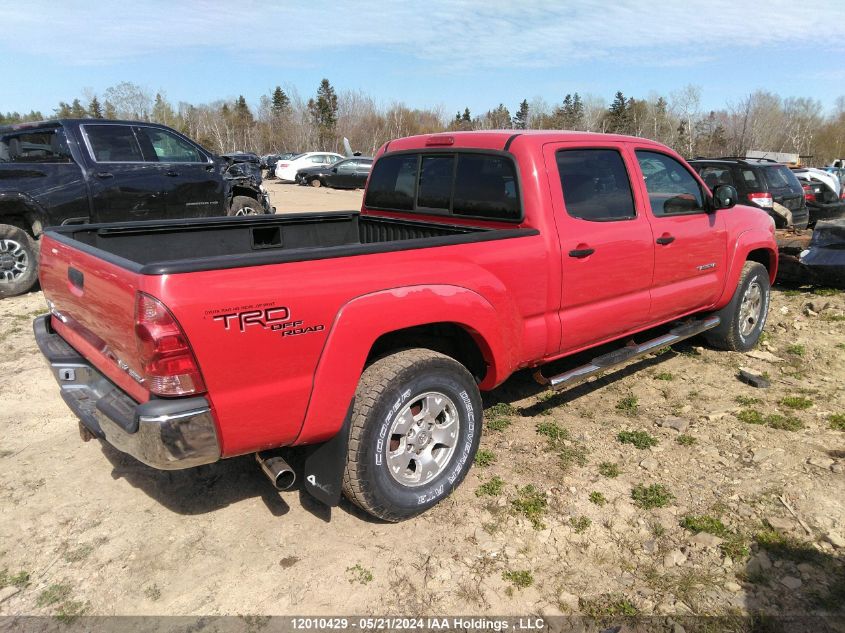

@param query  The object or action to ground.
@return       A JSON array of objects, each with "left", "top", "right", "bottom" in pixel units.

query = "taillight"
[
  {"left": 747, "top": 192, "right": 773, "bottom": 208},
  {"left": 278, "top": 162, "right": 289, "bottom": 168},
  {"left": 134, "top": 292, "right": 206, "bottom": 397},
  {"left": 802, "top": 185, "right": 816, "bottom": 203}
]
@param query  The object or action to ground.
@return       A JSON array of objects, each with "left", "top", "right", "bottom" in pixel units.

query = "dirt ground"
[{"left": 0, "top": 183, "right": 843, "bottom": 622}]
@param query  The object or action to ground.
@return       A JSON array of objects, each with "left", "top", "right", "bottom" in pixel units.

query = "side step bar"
[{"left": 534, "top": 316, "right": 720, "bottom": 390}]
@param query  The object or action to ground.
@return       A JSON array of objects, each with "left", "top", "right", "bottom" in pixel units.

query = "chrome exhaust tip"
[{"left": 255, "top": 452, "right": 296, "bottom": 490}]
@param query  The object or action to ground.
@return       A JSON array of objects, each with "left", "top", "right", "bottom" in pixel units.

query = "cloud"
[{"left": 2, "top": 0, "right": 844, "bottom": 70}]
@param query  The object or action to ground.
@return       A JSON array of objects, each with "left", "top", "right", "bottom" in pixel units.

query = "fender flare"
[
  {"left": 294, "top": 284, "right": 513, "bottom": 445},
  {"left": 715, "top": 228, "right": 778, "bottom": 309},
  {"left": 0, "top": 192, "right": 49, "bottom": 236}
]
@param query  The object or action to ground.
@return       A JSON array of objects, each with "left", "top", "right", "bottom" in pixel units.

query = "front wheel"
[
  {"left": 343, "top": 348, "right": 482, "bottom": 522},
  {"left": 227, "top": 196, "right": 264, "bottom": 216},
  {"left": 704, "top": 261, "right": 771, "bottom": 351},
  {"left": 309, "top": 178, "right": 322, "bottom": 188},
  {"left": 0, "top": 225, "right": 39, "bottom": 299}
]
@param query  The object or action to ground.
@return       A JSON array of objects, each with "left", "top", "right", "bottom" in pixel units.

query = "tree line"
[{"left": 3, "top": 80, "right": 844, "bottom": 165}]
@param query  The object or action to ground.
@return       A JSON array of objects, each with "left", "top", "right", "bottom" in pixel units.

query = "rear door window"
[
  {"left": 84, "top": 125, "right": 144, "bottom": 162},
  {"left": 555, "top": 149, "right": 635, "bottom": 221},
  {"left": 635, "top": 150, "right": 704, "bottom": 216},
  {"left": 0, "top": 128, "right": 71, "bottom": 163}
]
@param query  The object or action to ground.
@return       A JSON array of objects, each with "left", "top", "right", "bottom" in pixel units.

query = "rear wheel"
[
  {"left": 227, "top": 196, "right": 264, "bottom": 216},
  {"left": 0, "top": 224, "right": 38, "bottom": 299},
  {"left": 342, "top": 348, "right": 482, "bottom": 522},
  {"left": 704, "top": 261, "right": 770, "bottom": 351},
  {"left": 310, "top": 178, "right": 322, "bottom": 188}
]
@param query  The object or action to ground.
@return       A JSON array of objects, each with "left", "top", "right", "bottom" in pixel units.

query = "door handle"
[
  {"left": 568, "top": 248, "right": 595, "bottom": 258},
  {"left": 656, "top": 235, "right": 675, "bottom": 245},
  {"left": 95, "top": 172, "right": 113, "bottom": 179},
  {"left": 165, "top": 170, "right": 179, "bottom": 177}
]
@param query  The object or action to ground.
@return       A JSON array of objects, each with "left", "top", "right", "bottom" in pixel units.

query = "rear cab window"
[
  {"left": 365, "top": 151, "right": 521, "bottom": 221},
  {"left": 0, "top": 128, "right": 72, "bottom": 163}
]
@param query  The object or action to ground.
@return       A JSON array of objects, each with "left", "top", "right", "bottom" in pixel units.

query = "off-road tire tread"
[
  {"left": 704, "top": 261, "right": 769, "bottom": 351},
  {"left": 342, "top": 348, "right": 474, "bottom": 522}
]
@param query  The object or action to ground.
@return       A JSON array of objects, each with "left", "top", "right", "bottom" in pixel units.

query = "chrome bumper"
[{"left": 33, "top": 315, "right": 220, "bottom": 470}]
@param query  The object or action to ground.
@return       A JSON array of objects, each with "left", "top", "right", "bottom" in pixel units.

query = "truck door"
[
  {"left": 544, "top": 143, "right": 655, "bottom": 352},
  {"left": 135, "top": 126, "right": 224, "bottom": 217},
  {"left": 633, "top": 150, "right": 727, "bottom": 321},
  {"left": 81, "top": 123, "right": 170, "bottom": 222}
]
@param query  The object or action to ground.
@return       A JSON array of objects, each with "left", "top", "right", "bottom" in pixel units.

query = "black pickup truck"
[{"left": 0, "top": 119, "right": 273, "bottom": 297}]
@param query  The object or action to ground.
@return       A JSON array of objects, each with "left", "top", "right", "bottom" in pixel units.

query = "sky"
[{"left": 2, "top": 0, "right": 845, "bottom": 117}]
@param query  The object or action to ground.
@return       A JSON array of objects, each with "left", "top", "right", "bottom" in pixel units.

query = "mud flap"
[{"left": 301, "top": 403, "right": 353, "bottom": 507}]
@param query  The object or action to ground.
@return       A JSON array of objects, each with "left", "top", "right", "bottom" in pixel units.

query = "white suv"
[{"left": 275, "top": 152, "right": 344, "bottom": 182}]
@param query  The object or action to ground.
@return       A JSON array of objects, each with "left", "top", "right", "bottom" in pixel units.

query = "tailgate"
[{"left": 39, "top": 233, "right": 149, "bottom": 403}]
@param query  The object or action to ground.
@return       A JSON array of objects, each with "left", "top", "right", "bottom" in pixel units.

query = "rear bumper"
[{"left": 33, "top": 315, "right": 221, "bottom": 470}]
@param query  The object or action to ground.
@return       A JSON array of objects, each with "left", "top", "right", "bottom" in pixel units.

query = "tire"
[
  {"left": 0, "top": 224, "right": 39, "bottom": 299},
  {"left": 342, "top": 348, "right": 482, "bottom": 522},
  {"left": 227, "top": 196, "right": 264, "bottom": 216},
  {"left": 309, "top": 178, "right": 322, "bottom": 188},
  {"left": 704, "top": 261, "right": 770, "bottom": 352}
]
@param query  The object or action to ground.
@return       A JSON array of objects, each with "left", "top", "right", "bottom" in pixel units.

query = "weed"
[
  {"left": 502, "top": 570, "right": 533, "bottom": 589},
  {"left": 781, "top": 289, "right": 803, "bottom": 297},
  {"left": 823, "top": 314, "right": 845, "bottom": 322},
  {"left": 676, "top": 434, "right": 697, "bottom": 446},
  {"left": 765, "top": 414, "right": 804, "bottom": 431},
  {"left": 631, "top": 484, "right": 674, "bottom": 509},
  {"left": 617, "top": 430, "right": 658, "bottom": 449},
  {"left": 144, "top": 585, "right": 161, "bottom": 601},
  {"left": 681, "top": 515, "right": 728, "bottom": 537},
  {"left": 476, "top": 476, "right": 505, "bottom": 497},
  {"left": 558, "top": 442, "right": 590, "bottom": 471},
  {"left": 37, "top": 584, "right": 72, "bottom": 607},
  {"left": 579, "top": 594, "right": 639, "bottom": 618},
  {"left": 536, "top": 420, "right": 569, "bottom": 442},
  {"left": 63, "top": 543, "right": 95, "bottom": 563},
  {"left": 616, "top": 394, "right": 639, "bottom": 416},
  {"left": 598, "top": 462, "right": 621, "bottom": 478},
  {"left": 55, "top": 600, "right": 88, "bottom": 624},
  {"left": 474, "top": 449, "right": 495, "bottom": 467},
  {"left": 779, "top": 396, "right": 813, "bottom": 410},
  {"left": 0, "top": 569, "right": 30, "bottom": 589},
  {"left": 589, "top": 491, "right": 607, "bottom": 506},
  {"left": 512, "top": 485, "right": 548, "bottom": 530},
  {"left": 737, "top": 409, "right": 765, "bottom": 425},
  {"left": 785, "top": 344, "right": 805, "bottom": 356},
  {"left": 720, "top": 533, "right": 750, "bottom": 561},
  {"left": 754, "top": 528, "right": 826, "bottom": 565},
  {"left": 486, "top": 417, "right": 511, "bottom": 432},
  {"left": 836, "top": 342, "right": 845, "bottom": 350},
  {"left": 735, "top": 395, "right": 762, "bottom": 406},
  {"left": 486, "top": 403, "right": 517, "bottom": 417},
  {"left": 654, "top": 372, "right": 674, "bottom": 381},
  {"left": 828, "top": 414, "right": 845, "bottom": 431},
  {"left": 650, "top": 522, "right": 666, "bottom": 538},
  {"left": 569, "top": 516, "right": 592, "bottom": 533},
  {"left": 346, "top": 563, "right": 374, "bottom": 585},
  {"left": 813, "top": 287, "right": 840, "bottom": 296}
]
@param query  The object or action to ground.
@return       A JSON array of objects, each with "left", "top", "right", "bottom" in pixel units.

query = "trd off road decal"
[{"left": 205, "top": 303, "right": 324, "bottom": 338}]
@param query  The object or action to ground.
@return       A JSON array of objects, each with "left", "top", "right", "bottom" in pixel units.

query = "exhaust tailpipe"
[{"left": 256, "top": 452, "right": 296, "bottom": 490}]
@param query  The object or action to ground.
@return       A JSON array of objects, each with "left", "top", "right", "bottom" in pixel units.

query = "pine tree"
[
  {"left": 234, "top": 95, "right": 253, "bottom": 124},
  {"left": 70, "top": 99, "right": 87, "bottom": 118},
  {"left": 88, "top": 97, "right": 103, "bottom": 119},
  {"left": 104, "top": 100, "right": 117, "bottom": 119},
  {"left": 55, "top": 102, "right": 73, "bottom": 118},
  {"left": 513, "top": 99, "right": 529, "bottom": 129},
  {"left": 606, "top": 91, "right": 629, "bottom": 134},
  {"left": 307, "top": 79, "right": 339, "bottom": 148},
  {"left": 151, "top": 93, "right": 176, "bottom": 125},
  {"left": 271, "top": 86, "right": 290, "bottom": 116}
]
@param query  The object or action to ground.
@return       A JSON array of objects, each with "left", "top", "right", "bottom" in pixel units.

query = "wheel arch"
[
  {"left": 715, "top": 230, "right": 778, "bottom": 309},
  {"left": 0, "top": 193, "right": 48, "bottom": 237}
]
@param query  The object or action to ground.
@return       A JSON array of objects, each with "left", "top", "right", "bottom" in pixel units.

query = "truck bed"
[{"left": 45, "top": 212, "right": 534, "bottom": 275}]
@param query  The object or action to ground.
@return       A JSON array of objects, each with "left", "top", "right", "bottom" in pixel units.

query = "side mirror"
[
  {"left": 331, "top": 167, "right": 338, "bottom": 173},
  {"left": 712, "top": 184, "right": 738, "bottom": 210}
]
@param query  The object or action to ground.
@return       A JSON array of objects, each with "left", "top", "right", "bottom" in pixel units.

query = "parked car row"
[{"left": 295, "top": 157, "right": 373, "bottom": 189}]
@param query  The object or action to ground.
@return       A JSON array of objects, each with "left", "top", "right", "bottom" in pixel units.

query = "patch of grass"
[
  {"left": 813, "top": 287, "right": 840, "bottom": 296},
  {"left": 650, "top": 522, "right": 666, "bottom": 538},
  {"left": 827, "top": 414, "right": 845, "bottom": 431},
  {"left": 558, "top": 442, "right": 590, "bottom": 471},
  {"left": 631, "top": 484, "right": 674, "bottom": 509},
  {"left": 511, "top": 485, "right": 548, "bottom": 530},
  {"left": 598, "top": 462, "right": 621, "bottom": 478},
  {"left": 0, "top": 569, "right": 30, "bottom": 589},
  {"left": 569, "top": 516, "right": 592, "bottom": 533},
  {"left": 737, "top": 409, "right": 765, "bottom": 425},
  {"left": 615, "top": 394, "right": 639, "bottom": 416},
  {"left": 536, "top": 420, "right": 569, "bottom": 442},
  {"left": 765, "top": 414, "right": 804, "bottom": 431},
  {"left": 785, "top": 344, "right": 805, "bottom": 356},
  {"left": 63, "top": 543, "right": 95, "bottom": 563},
  {"left": 654, "top": 372, "right": 674, "bottom": 381},
  {"left": 754, "top": 528, "right": 826, "bottom": 565},
  {"left": 37, "top": 583, "right": 72, "bottom": 607},
  {"left": 486, "top": 402, "right": 517, "bottom": 417},
  {"left": 720, "top": 533, "right": 750, "bottom": 561},
  {"left": 617, "top": 430, "right": 658, "bottom": 449},
  {"left": 55, "top": 600, "right": 88, "bottom": 624},
  {"left": 681, "top": 515, "right": 729, "bottom": 537},
  {"left": 823, "top": 314, "right": 845, "bottom": 322},
  {"left": 779, "top": 396, "right": 813, "bottom": 410},
  {"left": 676, "top": 434, "right": 697, "bottom": 446},
  {"left": 473, "top": 449, "right": 495, "bottom": 467},
  {"left": 486, "top": 417, "right": 511, "bottom": 432},
  {"left": 589, "top": 491, "right": 607, "bottom": 506},
  {"left": 579, "top": 594, "right": 639, "bottom": 618},
  {"left": 144, "top": 584, "right": 161, "bottom": 601},
  {"left": 780, "top": 289, "right": 803, "bottom": 297},
  {"left": 502, "top": 570, "right": 533, "bottom": 589},
  {"left": 735, "top": 395, "right": 762, "bottom": 406},
  {"left": 346, "top": 563, "right": 373, "bottom": 585},
  {"left": 476, "top": 476, "right": 505, "bottom": 497},
  {"left": 836, "top": 342, "right": 845, "bottom": 350}
]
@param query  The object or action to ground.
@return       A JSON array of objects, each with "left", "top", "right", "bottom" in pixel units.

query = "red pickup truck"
[{"left": 34, "top": 131, "right": 778, "bottom": 521}]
